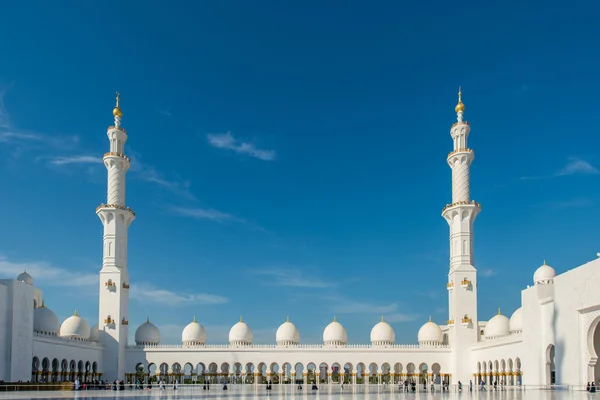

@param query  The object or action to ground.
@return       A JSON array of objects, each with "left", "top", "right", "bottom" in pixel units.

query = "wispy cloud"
[
  {"left": 321, "top": 296, "right": 418, "bottom": 322},
  {"left": 479, "top": 268, "right": 497, "bottom": 277},
  {"left": 158, "top": 107, "right": 172, "bottom": 117},
  {"left": 130, "top": 282, "right": 228, "bottom": 306},
  {"left": 170, "top": 206, "right": 240, "bottom": 223},
  {"left": 555, "top": 157, "right": 600, "bottom": 176},
  {"left": 543, "top": 197, "right": 593, "bottom": 209},
  {"left": 46, "top": 155, "right": 103, "bottom": 165},
  {"left": 250, "top": 268, "right": 334, "bottom": 288},
  {"left": 520, "top": 157, "right": 600, "bottom": 180},
  {"left": 207, "top": 132, "right": 276, "bottom": 161},
  {"left": 0, "top": 255, "right": 98, "bottom": 289}
]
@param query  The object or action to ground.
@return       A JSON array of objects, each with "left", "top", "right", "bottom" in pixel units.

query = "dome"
[
  {"left": 33, "top": 301, "right": 59, "bottom": 335},
  {"left": 90, "top": 324, "right": 100, "bottom": 342},
  {"left": 534, "top": 260, "right": 556, "bottom": 284},
  {"left": 417, "top": 318, "right": 443, "bottom": 344},
  {"left": 229, "top": 317, "right": 253, "bottom": 345},
  {"left": 370, "top": 317, "right": 395, "bottom": 345},
  {"left": 135, "top": 318, "right": 160, "bottom": 345},
  {"left": 17, "top": 271, "right": 33, "bottom": 285},
  {"left": 276, "top": 317, "right": 300, "bottom": 345},
  {"left": 182, "top": 317, "right": 207, "bottom": 346},
  {"left": 323, "top": 317, "right": 348, "bottom": 345},
  {"left": 509, "top": 307, "right": 523, "bottom": 333},
  {"left": 485, "top": 309, "right": 510, "bottom": 339},
  {"left": 59, "top": 310, "right": 91, "bottom": 340}
]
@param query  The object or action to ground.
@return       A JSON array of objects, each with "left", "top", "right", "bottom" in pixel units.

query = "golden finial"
[
  {"left": 455, "top": 86, "right": 465, "bottom": 113},
  {"left": 497, "top": 308, "right": 501, "bottom": 315},
  {"left": 333, "top": 316, "right": 337, "bottom": 322},
  {"left": 381, "top": 316, "right": 385, "bottom": 322},
  {"left": 239, "top": 315, "right": 243, "bottom": 322},
  {"left": 41, "top": 299, "right": 45, "bottom": 308},
  {"left": 73, "top": 309, "right": 78, "bottom": 317},
  {"left": 113, "top": 92, "right": 123, "bottom": 118},
  {"left": 193, "top": 316, "right": 197, "bottom": 323},
  {"left": 429, "top": 316, "right": 432, "bottom": 322},
  {"left": 146, "top": 317, "right": 150, "bottom": 323},
  {"left": 286, "top": 316, "right": 290, "bottom": 322},
  {"left": 543, "top": 259, "right": 547, "bottom": 265}
]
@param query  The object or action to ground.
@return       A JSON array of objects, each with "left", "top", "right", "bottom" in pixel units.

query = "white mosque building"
[{"left": 1, "top": 91, "right": 600, "bottom": 388}]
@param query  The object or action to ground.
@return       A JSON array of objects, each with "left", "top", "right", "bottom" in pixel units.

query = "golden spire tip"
[
  {"left": 286, "top": 316, "right": 290, "bottom": 322},
  {"left": 381, "top": 316, "right": 385, "bottom": 322},
  {"left": 193, "top": 316, "right": 197, "bottom": 323},
  {"left": 455, "top": 86, "right": 465, "bottom": 113},
  {"left": 239, "top": 315, "right": 243, "bottom": 322},
  {"left": 41, "top": 299, "right": 45, "bottom": 307},
  {"left": 74, "top": 309, "right": 78, "bottom": 317},
  {"left": 333, "top": 316, "right": 337, "bottom": 322},
  {"left": 113, "top": 91, "right": 123, "bottom": 118},
  {"left": 146, "top": 316, "right": 150, "bottom": 323},
  {"left": 429, "top": 315, "right": 432, "bottom": 322},
  {"left": 497, "top": 307, "right": 501, "bottom": 315}
]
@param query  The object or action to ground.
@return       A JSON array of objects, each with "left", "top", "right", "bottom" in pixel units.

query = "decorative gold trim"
[
  {"left": 122, "top": 283, "right": 130, "bottom": 289},
  {"left": 442, "top": 200, "right": 482, "bottom": 213},
  {"left": 447, "top": 319, "right": 455, "bottom": 325},
  {"left": 446, "top": 282, "right": 454, "bottom": 289},
  {"left": 103, "top": 152, "right": 130, "bottom": 162},
  {"left": 121, "top": 318, "right": 129, "bottom": 325},
  {"left": 104, "top": 317, "right": 113, "bottom": 324},
  {"left": 461, "top": 279, "right": 471, "bottom": 287},
  {"left": 96, "top": 203, "right": 136, "bottom": 216}
]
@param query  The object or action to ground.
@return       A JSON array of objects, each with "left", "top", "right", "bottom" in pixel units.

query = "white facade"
[{"left": 0, "top": 91, "right": 599, "bottom": 387}]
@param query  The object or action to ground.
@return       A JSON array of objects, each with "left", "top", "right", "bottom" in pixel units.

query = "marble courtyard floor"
[{"left": 0, "top": 385, "right": 591, "bottom": 400}]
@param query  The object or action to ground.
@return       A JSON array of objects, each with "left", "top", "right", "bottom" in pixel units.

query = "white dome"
[
  {"left": 276, "top": 317, "right": 300, "bottom": 345},
  {"left": 135, "top": 318, "right": 160, "bottom": 345},
  {"left": 370, "top": 317, "right": 395, "bottom": 345},
  {"left": 17, "top": 271, "right": 33, "bottom": 285},
  {"left": 485, "top": 309, "right": 510, "bottom": 339},
  {"left": 534, "top": 261, "right": 556, "bottom": 284},
  {"left": 323, "top": 317, "right": 348, "bottom": 345},
  {"left": 182, "top": 317, "right": 207, "bottom": 345},
  {"left": 59, "top": 310, "right": 91, "bottom": 340},
  {"left": 417, "top": 318, "right": 443, "bottom": 344},
  {"left": 90, "top": 324, "right": 100, "bottom": 342},
  {"left": 229, "top": 317, "right": 253, "bottom": 345},
  {"left": 509, "top": 307, "right": 523, "bottom": 333},
  {"left": 33, "top": 301, "right": 59, "bottom": 335}
]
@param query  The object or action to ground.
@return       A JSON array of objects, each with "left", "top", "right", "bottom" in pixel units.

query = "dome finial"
[
  {"left": 239, "top": 315, "right": 243, "bottom": 322},
  {"left": 73, "top": 309, "right": 78, "bottom": 317},
  {"left": 41, "top": 299, "right": 45, "bottom": 308},
  {"left": 381, "top": 316, "right": 385, "bottom": 322},
  {"left": 455, "top": 86, "right": 465, "bottom": 115},
  {"left": 286, "top": 316, "right": 290, "bottom": 322},
  {"left": 543, "top": 259, "right": 547, "bottom": 265},
  {"left": 146, "top": 316, "right": 150, "bottom": 323},
  {"left": 193, "top": 316, "right": 197, "bottom": 323},
  {"left": 333, "top": 316, "right": 337, "bottom": 322},
  {"left": 429, "top": 315, "right": 432, "bottom": 322},
  {"left": 497, "top": 307, "right": 501, "bottom": 315},
  {"left": 113, "top": 92, "right": 123, "bottom": 124}
]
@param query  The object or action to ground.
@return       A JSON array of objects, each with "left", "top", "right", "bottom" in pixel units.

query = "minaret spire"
[
  {"left": 97, "top": 93, "right": 135, "bottom": 382},
  {"left": 442, "top": 87, "right": 481, "bottom": 385}
]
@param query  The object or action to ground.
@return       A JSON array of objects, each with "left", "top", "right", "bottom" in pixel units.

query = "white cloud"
[
  {"left": 479, "top": 268, "right": 497, "bottom": 277},
  {"left": 250, "top": 268, "right": 334, "bottom": 288},
  {"left": 0, "top": 255, "right": 98, "bottom": 288},
  {"left": 130, "top": 282, "right": 228, "bottom": 306},
  {"left": 321, "top": 296, "right": 418, "bottom": 322},
  {"left": 207, "top": 132, "right": 276, "bottom": 161},
  {"left": 47, "top": 155, "right": 103, "bottom": 165},
  {"left": 171, "top": 206, "right": 239, "bottom": 223},
  {"left": 556, "top": 157, "right": 599, "bottom": 176}
]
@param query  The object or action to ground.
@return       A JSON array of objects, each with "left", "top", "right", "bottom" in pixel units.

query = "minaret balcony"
[
  {"left": 103, "top": 152, "right": 130, "bottom": 162},
  {"left": 96, "top": 203, "right": 136, "bottom": 217},
  {"left": 442, "top": 200, "right": 482, "bottom": 213},
  {"left": 451, "top": 121, "right": 470, "bottom": 128},
  {"left": 461, "top": 279, "right": 472, "bottom": 288},
  {"left": 446, "top": 282, "right": 454, "bottom": 290},
  {"left": 108, "top": 125, "right": 127, "bottom": 134},
  {"left": 447, "top": 148, "right": 473, "bottom": 158}
]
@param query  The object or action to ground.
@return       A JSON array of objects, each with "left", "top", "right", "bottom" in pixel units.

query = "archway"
[
  {"left": 546, "top": 344, "right": 556, "bottom": 385},
  {"left": 589, "top": 319, "right": 600, "bottom": 383}
]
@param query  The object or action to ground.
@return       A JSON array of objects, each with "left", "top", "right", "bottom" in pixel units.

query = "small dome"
[
  {"left": 534, "top": 261, "right": 556, "bottom": 284},
  {"left": 135, "top": 318, "right": 160, "bottom": 345},
  {"left": 90, "top": 324, "right": 100, "bottom": 342},
  {"left": 418, "top": 318, "right": 443, "bottom": 344},
  {"left": 17, "top": 271, "right": 33, "bottom": 285},
  {"left": 229, "top": 317, "right": 253, "bottom": 345},
  {"left": 33, "top": 301, "right": 59, "bottom": 335},
  {"left": 59, "top": 310, "right": 91, "bottom": 340},
  {"left": 370, "top": 317, "right": 395, "bottom": 345},
  {"left": 323, "top": 317, "right": 348, "bottom": 345},
  {"left": 485, "top": 309, "right": 510, "bottom": 339},
  {"left": 182, "top": 317, "right": 207, "bottom": 345},
  {"left": 509, "top": 308, "right": 522, "bottom": 333},
  {"left": 276, "top": 317, "right": 300, "bottom": 345}
]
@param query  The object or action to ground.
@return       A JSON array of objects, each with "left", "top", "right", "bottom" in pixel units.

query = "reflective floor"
[{"left": 0, "top": 385, "right": 591, "bottom": 400}]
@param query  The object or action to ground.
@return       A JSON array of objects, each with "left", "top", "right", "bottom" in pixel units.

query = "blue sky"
[{"left": 0, "top": 0, "right": 599, "bottom": 345}]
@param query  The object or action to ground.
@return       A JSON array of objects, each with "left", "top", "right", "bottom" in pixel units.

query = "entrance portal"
[{"left": 546, "top": 344, "right": 556, "bottom": 384}]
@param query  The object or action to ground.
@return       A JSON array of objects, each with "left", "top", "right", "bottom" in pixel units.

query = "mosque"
[{"left": 1, "top": 91, "right": 599, "bottom": 388}]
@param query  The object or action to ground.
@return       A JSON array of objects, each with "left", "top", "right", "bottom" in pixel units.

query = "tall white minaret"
[
  {"left": 97, "top": 93, "right": 135, "bottom": 381},
  {"left": 442, "top": 88, "right": 481, "bottom": 384}
]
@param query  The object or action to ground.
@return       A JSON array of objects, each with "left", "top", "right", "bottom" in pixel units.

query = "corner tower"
[
  {"left": 442, "top": 88, "right": 481, "bottom": 383},
  {"left": 97, "top": 93, "right": 135, "bottom": 381}
]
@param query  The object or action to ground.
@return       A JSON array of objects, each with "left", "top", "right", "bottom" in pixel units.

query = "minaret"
[
  {"left": 442, "top": 88, "right": 481, "bottom": 384},
  {"left": 97, "top": 93, "right": 135, "bottom": 381}
]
